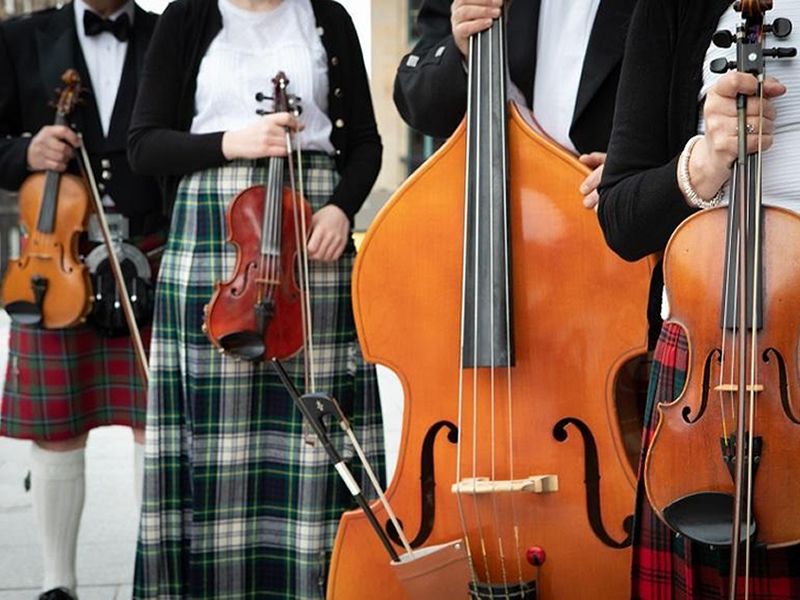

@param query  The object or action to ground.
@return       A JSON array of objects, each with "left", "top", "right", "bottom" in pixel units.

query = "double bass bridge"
[{"left": 451, "top": 476, "right": 559, "bottom": 496}]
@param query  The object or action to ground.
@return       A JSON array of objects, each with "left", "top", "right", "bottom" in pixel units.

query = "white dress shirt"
[
  {"left": 192, "top": 0, "right": 335, "bottom": 155},
  {"left": 73, "top": 0, "right": 133, "bottom": 137},
  {"left": 532, "top": 0, "right": 601, "bottom": 153}
]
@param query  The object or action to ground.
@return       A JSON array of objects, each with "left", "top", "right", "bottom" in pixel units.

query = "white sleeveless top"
[
  {"left": 191, "top": 0, "right": 335, "bottom": 154},
  {"left": 699, "top": 4, "right": 800, "bottom": 213}
]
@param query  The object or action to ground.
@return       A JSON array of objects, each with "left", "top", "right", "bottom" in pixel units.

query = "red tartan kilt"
[
  {"left": 0, "top": 322, "right": 150, "bottom": 441},
  {"left": 632, "top": 322, "right": 800, "bottom": 600}
]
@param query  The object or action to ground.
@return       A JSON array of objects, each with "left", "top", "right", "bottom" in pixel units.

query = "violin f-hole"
[
  {"left": 763, "top": 348, "right": 800, "bottom": 424},
  {"left": 682, "top": 348, "right": 721, "bottom": 424}
]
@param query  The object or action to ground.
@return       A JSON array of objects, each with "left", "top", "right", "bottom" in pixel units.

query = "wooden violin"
[
  {"left": 2, "top": 69, "right": 92, "bottom": 329},
  {"left": 328, "top": 8, "right": 652, "bottom": 599},
  {"left": 204, "top": 71, "right": 312, "bottom": 363},
  {"left": 643, "top": 1, "right": 799, "bottom": 596}
]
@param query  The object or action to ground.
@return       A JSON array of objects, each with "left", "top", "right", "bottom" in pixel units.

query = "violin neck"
[
  {"left": 722, "top": 154, "right": 764, "bottom": 331},
  {"left": 36, "top": 112, "right": 69, "bottom": 234},
  {"left": 461, "top": 13, "right": 514, "bottom": 368},
  {"left": 260, "top": 155, "right": 286, "bottom": 256}
]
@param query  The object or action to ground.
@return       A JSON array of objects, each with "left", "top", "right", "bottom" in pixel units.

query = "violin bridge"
[
  {"left": 713, "top": 383, "right": 764, "bottom": 393},
  {"left": 451, "top": 476, "right": 559, "bottom": 496}
]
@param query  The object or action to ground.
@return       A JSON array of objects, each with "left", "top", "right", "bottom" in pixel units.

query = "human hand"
[
  {"left": 451, "top": 0, "right": 503, "bottom": 58},
  {"left": 26, "top": 125, "right": 80, "bottom": 172},
  {"left": 578, "top": 152, "right": 606, "bottom": 210},
  {"left": 221, "top": 112, "right": 303, "bottom": 160},
  {"left": 689, "top": 72, "right": 784, "bottom": 201},
  {"left": 307, "top": 204, "right": 350, "bottom": 262}
]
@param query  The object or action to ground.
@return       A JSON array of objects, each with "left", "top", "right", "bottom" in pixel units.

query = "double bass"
[
  {"left": 643, "top": 2, "right": 800, "bottom": 596},
  {"left": 328, "top": 8, "right": 652, "bottom": 599}
]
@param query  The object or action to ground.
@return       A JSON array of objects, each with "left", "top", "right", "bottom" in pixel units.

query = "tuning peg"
[
  {"left": 255, "top": 92, "right": 274, "bottom": 102},
  {"left": 256, "top": 109, "right": 274, "bottom": 116},
  {"left": 713, "top": 29, "right": 735, "bottom": 49},
  {"left": 710, "top": 58, "right": 736, "bottom": 74},
  {"left": 768, "top": 18, "right": 793, "bottom": 39},
  {"left": 764, "top": 46, "right": 798, "bottom": 59}
]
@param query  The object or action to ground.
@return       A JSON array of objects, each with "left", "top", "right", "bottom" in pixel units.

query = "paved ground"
[{"left": 0, "top": 310, "right": 404, "bottom": 599}]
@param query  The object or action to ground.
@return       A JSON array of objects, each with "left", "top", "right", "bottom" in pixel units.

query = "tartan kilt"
[
  {"left": 631, "top": 322, "right": 800, "bottom": 599},
  {"left": 0, "top": 230, "right": 164, "bottom": 441},
  {"left": 134, "top": 154, "right": 385, "bottom": 600}
]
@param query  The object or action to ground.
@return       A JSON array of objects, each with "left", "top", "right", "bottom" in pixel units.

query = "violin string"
[
  {"left": 718, "top": 166, "right": 739, "bottom": 443},
  {"left": 456, "top": 31, "right": 480, "bottom": 590},
  {"left": 743, "top": 69, "right": 768, "bottom": 600},
  {"left": 270, "top": 157, "right": 283, "bottom": 303},
  {"left": 263, "top": 158, "right": 279, "bottom": 304}
]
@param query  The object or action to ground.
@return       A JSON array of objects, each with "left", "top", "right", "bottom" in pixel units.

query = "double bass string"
[
  {"left": 496, "top": 6, "right": 525, "bottom": 587},
  {"left": 486, "top": 16, "right": 511, "bottom": 596},
  {"left": 455, "top": 31, "right": 480, "bottom": 593},
  {"left": 469, "top": 26, "right": 493, "bottom": 590}
]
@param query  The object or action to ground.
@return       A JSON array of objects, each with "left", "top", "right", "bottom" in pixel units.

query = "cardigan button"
[
  {"left": 331, "top": 56, "right": 340, "bottom": 66},
  {"left": 101, "top": 158, "right": 111, "bottom": 169},
  {"left": 101, "top": 169, "right": 112, "bottom": 181},
  {"left": 334, "top": 87, "right": 343, "bottom": 98},
  {"left": 316, "top": 26, "right": 324, "bottom": 36},
  {"left": 335, "top": 118, "right": 345, "bottom": 129},
  {"left": 335, "top": 149, "right": 342, "bottom": 156}
]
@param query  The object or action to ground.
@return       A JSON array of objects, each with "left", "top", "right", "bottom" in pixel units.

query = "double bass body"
[{"left": 328, "top": 101, "right": 652, "bottom": 598}]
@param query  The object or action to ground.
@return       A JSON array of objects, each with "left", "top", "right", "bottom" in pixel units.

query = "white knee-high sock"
[
  {"left": 133, "top": 440, "right": 144, "bottom": 511},
  {"left": 30, "top": 444, "right": 85, "bottom": 594}
]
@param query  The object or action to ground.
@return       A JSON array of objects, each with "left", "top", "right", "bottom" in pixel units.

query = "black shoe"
[{"left": 38, "top": 588, "right": 76, "bottom": 600}]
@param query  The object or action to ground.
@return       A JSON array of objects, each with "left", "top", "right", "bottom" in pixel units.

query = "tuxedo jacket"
[
  {"left": 394, "top": 0, "right": 638, "bottom": 155},
  {"left": 0, "top": 2, "right": 164, "bottom": 235}
]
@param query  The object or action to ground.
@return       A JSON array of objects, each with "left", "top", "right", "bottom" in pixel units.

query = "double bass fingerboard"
[{"left": 461, "top": 14, "right": 514, "bottom": 368}]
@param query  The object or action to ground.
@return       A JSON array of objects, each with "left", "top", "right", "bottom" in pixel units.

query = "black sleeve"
[
  {"left": 597, "top": 0, "right": 696, "bottom": 262},
  {"left": 128, "top": 1, "right": 226, "bottom": 177},
  {"left": 0, "top": 25, "right": 31, "bottom": 191},
  {"left": 327, "top": 7, "right": 382, "bottom": 220},
  {"left": 393, "top": 0, "right": 468, "bottom": 138}
]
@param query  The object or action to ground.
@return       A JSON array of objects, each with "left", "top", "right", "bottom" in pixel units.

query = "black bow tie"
[{"left": 83, "top": 10, "right": 131, "bottom": 42}]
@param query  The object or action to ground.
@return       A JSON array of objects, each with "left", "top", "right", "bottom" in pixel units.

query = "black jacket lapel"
[
  {"left": 571, "top": 0, "right": 637, "bottom": 127},
  {"left": 508, "top": 0, "right": 540, "bottom": 108},
  {"left": 106, "top": 7, "right": 156, "bottom": 150},
  {"left": 35, "top": 4, "right": 77, "bottom": 101}
]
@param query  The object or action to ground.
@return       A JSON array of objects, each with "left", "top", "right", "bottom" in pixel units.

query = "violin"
[
  {"left": 2, "top": 69, "right": 92, "bottom": 329},
  {"left": 204, "top": 71, "right": 312, "bottom": 363},
  {"left": 643, "top": 2, "right": 800, "bottom": 596},
  {"left": 328, "top": 7, "right": 653, "bottom": 599}
]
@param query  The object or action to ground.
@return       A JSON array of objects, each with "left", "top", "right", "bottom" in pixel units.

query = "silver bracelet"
[{"left": 677, "top": 134, "right": 725, "bottom": 209}]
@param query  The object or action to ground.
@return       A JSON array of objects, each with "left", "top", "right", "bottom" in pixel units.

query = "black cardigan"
[
  {"left": 598, "top": 0, "right": 732, "bottom": 262},
  {"left": 128, "top": 0, "right": 381, "bottom": 220}
]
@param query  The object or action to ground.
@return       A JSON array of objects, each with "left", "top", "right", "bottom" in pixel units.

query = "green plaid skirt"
[{"left": 133, "top": 155, "right": 385, "bottom": 600}]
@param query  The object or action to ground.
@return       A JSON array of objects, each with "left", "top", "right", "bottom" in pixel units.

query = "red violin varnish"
[
  {"left": 643, "top": 2, "right": 800, "bottom": 597},
  {"left": 204, "top": 71, "right": 311, "bottom": 362}
]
